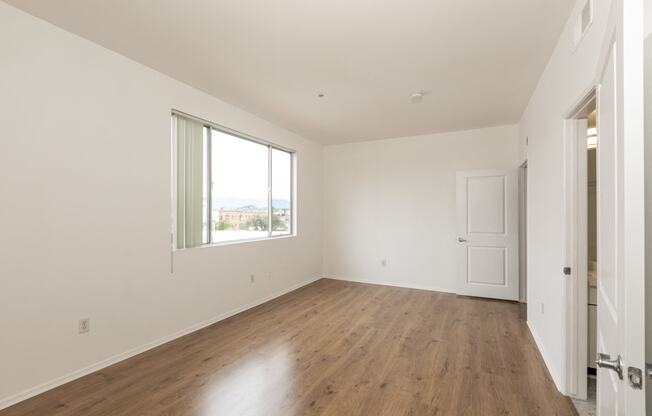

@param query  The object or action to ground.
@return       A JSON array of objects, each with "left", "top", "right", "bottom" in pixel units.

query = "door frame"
[
  {"left": 518, "top": 161, "right": 528, "bottom": 303},
  {"left": 563, "top": 89, "right": 595, "bottom": 401}
]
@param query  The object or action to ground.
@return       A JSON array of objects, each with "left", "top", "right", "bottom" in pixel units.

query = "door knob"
[
  {"left": 457, "top": 237, "right": 467, "bottom": 243},
  {"left": 596, "top": 353, "right": 623, "bottom": 379}
]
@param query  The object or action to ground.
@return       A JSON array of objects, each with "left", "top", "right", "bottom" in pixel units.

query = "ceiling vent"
[{"left": 573, "top": 0, "right": 593, "bottom": 48}]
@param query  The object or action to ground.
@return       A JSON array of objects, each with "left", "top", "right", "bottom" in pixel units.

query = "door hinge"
[{"left": 563, "top": 267, "right": 571, "bottom": 276}]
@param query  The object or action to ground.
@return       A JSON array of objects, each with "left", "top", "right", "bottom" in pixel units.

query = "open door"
[
  {"left": 594, "top": 0, "right": 645, "bottom": 413},
  {"left": 456, "top": 170, "right": 519, "bottom": 301}
]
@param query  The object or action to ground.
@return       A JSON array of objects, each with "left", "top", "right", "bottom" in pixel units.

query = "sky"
[{"left": 211, "top": 129, "right": 291, "bottom": 201}]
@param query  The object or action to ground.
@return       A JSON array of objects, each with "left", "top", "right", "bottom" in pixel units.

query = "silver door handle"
[
  {"left": 596, "top": 353, "right": 623, "bottom": 379},
  {"left": 457, "top": 237, "right": 467, "bottom": 243}
]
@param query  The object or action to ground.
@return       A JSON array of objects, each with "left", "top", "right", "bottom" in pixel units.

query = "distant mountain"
[
  {"left": 272, "top": 199, "right": 291, "bottom": 209},
  {"left": 212, "top": 197, "right": 290, "bottom": 209}
]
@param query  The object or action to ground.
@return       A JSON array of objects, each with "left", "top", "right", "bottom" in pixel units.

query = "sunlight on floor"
[{"left": 200, "top": 345, "right": 295, "bottom": 416}]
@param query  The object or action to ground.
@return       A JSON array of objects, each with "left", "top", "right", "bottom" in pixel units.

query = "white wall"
[
  {"left": 518, "top": 0, "right": 615, "bottom": 391},
  {"left": 322, "top": 125, "right": 519, "bottom": 292},
  {"left": 0, "top": 3, "right": 322, "bottom": 408}
]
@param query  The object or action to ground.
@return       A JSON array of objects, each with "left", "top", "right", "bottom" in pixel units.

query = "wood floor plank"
[{"left": 1, "top": 279, "right": 577, "bottom": 416}]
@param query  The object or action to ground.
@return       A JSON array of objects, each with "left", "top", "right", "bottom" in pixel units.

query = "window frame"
[{"left": 172, "top": 110, "right": 295, "bottom": 249}]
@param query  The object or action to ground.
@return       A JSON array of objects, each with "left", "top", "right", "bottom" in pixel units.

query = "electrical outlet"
[
  {"left": 250, "top": 274, "right": 255, "bottom": 283},
  {"left": 267, "top": 271, "right": 272, "bottom": 279},
  {"left": 381, "top": 259, "right": 387, "bottom": 267},
  {"left": 79, "top": 318, "right": 90, "bottom": 334}
]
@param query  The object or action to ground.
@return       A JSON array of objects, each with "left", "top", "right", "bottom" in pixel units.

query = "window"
[{"left": 172, "top": 112, "right": 294, "bottom": 249}]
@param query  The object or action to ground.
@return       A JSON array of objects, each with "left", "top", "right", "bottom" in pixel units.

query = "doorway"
[
  {"left": 563, "top": 91, "right": 597, "bottom": 414},
  {"left": 518, "top": 161, "right": 527, "bottom": 304},
  {"left": 571, "top": 103, "right": 598, "bottom": 416}
]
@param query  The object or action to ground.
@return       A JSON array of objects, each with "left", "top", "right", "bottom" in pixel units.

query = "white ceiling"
[{"left": 5, "top": 0, "right": 573, "bottom": 144}]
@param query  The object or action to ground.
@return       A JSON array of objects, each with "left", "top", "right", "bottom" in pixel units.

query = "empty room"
[{"left": 0, "top": 0, "right": 649, "bottom": 415}]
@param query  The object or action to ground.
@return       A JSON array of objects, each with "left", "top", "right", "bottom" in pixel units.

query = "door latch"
[
  {"left": 596, "top": 353, "right": 623, "bottom": 379},
  {"left": 628, "top": 367, "right": 643, "bottom": 389},
  {"left": 563, "top": 267, "right": 571, "bottom": 276}
]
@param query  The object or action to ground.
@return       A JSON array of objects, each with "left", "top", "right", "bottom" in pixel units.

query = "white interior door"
[
  {"left": 456, "top": 170, "right": 518, "bottom": 301},
  {"left": 595, "top": 0, "right": 645, "bottom": 414}
]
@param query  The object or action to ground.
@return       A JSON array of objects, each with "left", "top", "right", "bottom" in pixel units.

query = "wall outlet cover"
[{"left": 78, "top": 318, "right": 90, "bottom": 334}]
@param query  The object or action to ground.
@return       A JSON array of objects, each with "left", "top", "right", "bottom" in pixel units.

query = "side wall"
[
  {"left": 0, "top": 3, "right": 323, "bottom": 407},
  {"left": 518, "top": 0, "right": 615, "bottom": 390},
  {"left": 322, "top": 125, "right": 519, "bottom": 292}
]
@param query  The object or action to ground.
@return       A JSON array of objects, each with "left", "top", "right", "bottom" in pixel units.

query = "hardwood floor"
[{"left": 1, "top": 279, "right": 577, "bottom": 416}]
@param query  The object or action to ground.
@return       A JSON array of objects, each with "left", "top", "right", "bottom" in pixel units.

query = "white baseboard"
[
  {"left": 0, "top": 276, "right": 322, "bottom": 411},
  {"left": 527, "top": 320, "right": 564, "bottom": 393},
  {"left": 326, "top": 275, "right": 455, "bottom": 294}
]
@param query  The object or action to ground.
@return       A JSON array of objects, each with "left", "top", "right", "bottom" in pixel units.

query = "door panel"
[
  {"left": 456, "top": 170, "right": 518, "bottom": 301},
  {"left": 597, "top": 43, "right": 620, "bottom": 415},
  {"left": 467, "top": 175, "right": 506, "bottom": 234},
  {"left": 594, "top": 0, "right": 645, "bottom": 413},
  {"left": 467, "top": 246, "right": 506, "bottom": 285}
]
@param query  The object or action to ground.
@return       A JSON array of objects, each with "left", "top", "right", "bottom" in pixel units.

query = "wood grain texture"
[{"left": 1, "top": 279, "right": 577, "bottom": 415}]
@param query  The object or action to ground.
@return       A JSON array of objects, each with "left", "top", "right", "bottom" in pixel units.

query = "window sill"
[{"left": 173, "top": 233, "right": 296, "bottom": 252}]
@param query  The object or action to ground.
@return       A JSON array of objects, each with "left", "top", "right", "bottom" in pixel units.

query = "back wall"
[{"left": 323, "top": 125, "right": 519, "bottom": 292}]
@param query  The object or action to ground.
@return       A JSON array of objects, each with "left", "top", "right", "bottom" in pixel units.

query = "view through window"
[
  {"left": 173, "top": 113, "right": 294, "bottom": 248},
  {"left": 271, "top": 148, "right": 292, "bottom": 236}
]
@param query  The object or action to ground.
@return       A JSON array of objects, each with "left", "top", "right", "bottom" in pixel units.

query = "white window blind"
[{"left": 172, "top": 114, "right": 205, "bottom": 249}]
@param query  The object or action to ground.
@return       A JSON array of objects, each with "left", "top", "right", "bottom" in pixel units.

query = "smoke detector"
[{"left": 410, "top": 92, "right": 424, "bottom": 104}]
